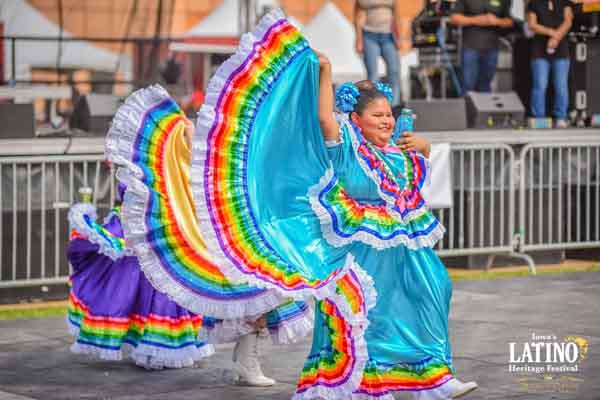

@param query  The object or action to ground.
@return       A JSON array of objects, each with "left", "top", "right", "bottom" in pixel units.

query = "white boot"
[
  {"left": 446, "top": 378, "right": 478, "bottom": 398},
  {"left": 232, "top": 333, "right": 276, "bottom": 386}
]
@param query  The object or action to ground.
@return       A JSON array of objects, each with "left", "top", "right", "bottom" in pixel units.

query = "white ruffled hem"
[
  {"left": 189, "top": 11, "right": 378, "bottom": 398},
  {"left": 200, "top": 318, "right": 257, "bottom": 344},
  {"left": 410, "top": 377, "right": 458, "bottom": 400},
  {"left": 68, "top": 319, "right": 215, "bottom": 370},
  {"left": 342, "top": 117, "right": 442, "bottom": 243},
  {"left": 108, "top": 9, "right": 379, "bottom": 399},
  {"left": 130, "top": 343, "right": 215, "bottom": 370},
  {"left": 291, "top": 304, "right": 370, "bottom": 400},
  {"left": 349, "top": 394, "right": 395, "bottom": 400},
  {"left": 268, "top": 310, "right": 314, "bottom": 345},
  {"left": 105, "top": 84, "right": 286, "bottom": 319},
  {"left": 201, "top": 308, "right": 314, "bottom": 345},
  {"left": 68, "top": 203, "right": 132, "bottom": 260},
  {"left": 308, "top": 168, "right": 446, "bottom": 252},
  {"left": 291, "top": 260, "right": 375, "bottom": 400},
  {"left": 70, "top": 341, "right": 215, "bottom": 370},
  {"left": 190, "top": 8, "right": 336, "bottom": 303}
]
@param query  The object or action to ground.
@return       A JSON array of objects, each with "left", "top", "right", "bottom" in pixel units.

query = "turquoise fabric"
[
  {"left": 247, "top": 50, "right": 349, "bottom": 281},
  {"left": 246, "top": 48, "right": 454, "bottom": 371}
]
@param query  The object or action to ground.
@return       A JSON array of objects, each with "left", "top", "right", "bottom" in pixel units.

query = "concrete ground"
[{"left": 0, "top": 272, "right": 599, "bottom": 400}]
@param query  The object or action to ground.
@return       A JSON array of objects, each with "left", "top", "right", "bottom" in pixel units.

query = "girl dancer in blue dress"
[{"left": 103, "top": 9, "right": 478, "bottom": 399}]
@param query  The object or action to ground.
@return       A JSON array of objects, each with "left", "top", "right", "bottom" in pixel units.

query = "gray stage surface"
[{"left": 0, "top": 272, "right": 599, "bottom": 400}]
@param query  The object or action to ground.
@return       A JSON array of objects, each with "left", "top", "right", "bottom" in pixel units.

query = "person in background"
[
  {"left": 354, "top": 0, "right": 411, "bottom": 106},
  {"left": 450, "top": 0, "right": 514, "bottom": 94},
  {"left": 527, "top": 0, "right": 573, "bottom": 128}
]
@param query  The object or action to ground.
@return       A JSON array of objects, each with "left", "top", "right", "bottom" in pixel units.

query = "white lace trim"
[
  {"left": 308, "top": 168, "right": 446, "bottom": 251},
  {"left": 343, "top": 117, "right": 435, "bottom": 224},
  {"left": 68, "top": 318, "right": 214, "bottom": 370},
  {"left": 108, "top": 9, "right": 379, "bottom": 398},
  {"left": 70, "top": 341, "right": 214, "bottom": 370},
  {"left": 189, "top": 10, "right": 369, "bottom": 311},
  {"left": 105, "top": 84, "right": 285, "bottom": 319},
  {"left": 291, "top": 309, "right": 369, "bottom": 400},
  {"left": 200, "top": 318, "right": 257, "bottom": 344},
  {"left": 409, "top": 376, "right": 458, "bottom": 400},
  {"left": 189, "top": 12, "right": 379, "bottom": 397},
  {"left": 268, "top": 309, "right": 314, "bottom": 345},
  {"left": 68, "top": 203, "right": 132, "bottom": 260},
  {"left": 201, "top": 307, "right": 313, "bottom": 345},
  {"left": 349, "top": 394, "right": 395, "bottom": 400},
  {"left": 190, "top": 9, "right": 322, "bottom": 300}
]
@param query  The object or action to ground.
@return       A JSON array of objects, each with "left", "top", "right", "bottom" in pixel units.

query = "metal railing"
[
  {"left": 0, "top": 155, "right": 115, "bottom": 288},
  {"left": 434, "top": 143, "right": 515, "bottom": 255},
  {"left": 431, "top": 143, "right": 535, "bottom": 272},
  {"left": 518, "top": 142, "right": 600, "bottom": 253},
  {"left": 1, "top": 141, "right": 600, "bottom": 288}
]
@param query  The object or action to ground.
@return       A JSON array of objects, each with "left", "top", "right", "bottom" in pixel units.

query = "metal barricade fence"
[
  {"left": 0, "top": 155, "right": 115, "bottom": 288},
  {"left": 430, "top": 143, "right": 532, "bottom": 268},
  {"left": 2, "top": 141, "right": 600, "bottom": 288},
  {"left": 518, "top": 142, "right": 600, "bottom": 253}
]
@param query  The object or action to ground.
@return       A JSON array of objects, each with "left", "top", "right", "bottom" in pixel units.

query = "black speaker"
[
  {"left": 402, "top": 99, "right": 467, "bottom": 131},
  {"left": 570, "top": 36, "right": 600, "bottom": 115},
  {"left": 0, "top": 103, "right": 36, "bottom": 138},
  {"left": 70, "top": 94, "right": 120, "bottom": 135},
  {"left": 465, "top": 91, "right": 525, "bottom": 128}
]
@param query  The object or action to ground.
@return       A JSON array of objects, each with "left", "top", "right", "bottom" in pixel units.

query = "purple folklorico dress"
[{"left": 67, "top": 201, "right": 312, "bottom": 369}]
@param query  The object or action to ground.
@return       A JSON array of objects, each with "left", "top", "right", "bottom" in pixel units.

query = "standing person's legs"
[
  {"left": 362, "top": 30, "right": 381, "bottom": 82},
  {"left": 476, "top": 48, "right": 499, "bottom": 92},
  {"left": 461, "top": 47, "right": 480, "bottom": 95},
  {"left": 552, "top": 58, "right": 570, "bottom": 121},
  {"left": 380, "top": 34, "right": 402, "bottom": 106},
  {"left": 530, "top": 58, "right": 551, "bottom": 118}
]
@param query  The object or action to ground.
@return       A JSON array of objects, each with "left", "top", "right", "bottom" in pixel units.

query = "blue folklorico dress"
[{"left": 105, "top": 9, "right": 457, "bottom": 399}]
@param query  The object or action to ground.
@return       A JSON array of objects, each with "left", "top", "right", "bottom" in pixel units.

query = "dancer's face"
[{"left": 351, "top": 98, "right": 395, "bottom": 148}]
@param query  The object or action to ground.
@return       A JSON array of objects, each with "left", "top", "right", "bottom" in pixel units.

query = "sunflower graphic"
[{"left": 564, "top": 336, "right": 588, "bottom": 362}]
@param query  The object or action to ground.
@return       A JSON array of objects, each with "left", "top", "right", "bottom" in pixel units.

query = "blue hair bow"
[
  {"left": 335, "top": 82, "right": 360, "bottom": 113},
  {"left": 374, "top": 81, "right": 393, "bottom": 104}
]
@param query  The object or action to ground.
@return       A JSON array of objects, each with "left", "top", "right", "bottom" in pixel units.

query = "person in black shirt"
[
  {"left": 450, "top": 0, "right": 514, "bottom": 94},
  {"left": 527, "top": 0, "right": 573, "bottom": 127}
]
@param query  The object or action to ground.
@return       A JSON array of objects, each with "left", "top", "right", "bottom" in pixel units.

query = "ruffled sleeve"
[
  {"left": 325, "top": 115, "right": 354, "bottom": 173},
  {"left": 68, "top": 203, "right": 130, "bottom": 261}
]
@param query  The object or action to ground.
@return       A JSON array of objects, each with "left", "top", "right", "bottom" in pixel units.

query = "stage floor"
[{"left": 1, "top": 272, "right": 598, "bottom": 399}]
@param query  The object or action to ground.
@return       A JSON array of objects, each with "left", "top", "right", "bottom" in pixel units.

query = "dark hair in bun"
[{"left": 352, "top": 80, "right": 388, "bottom": 116}]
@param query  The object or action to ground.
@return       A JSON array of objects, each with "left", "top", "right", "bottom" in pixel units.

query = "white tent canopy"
[
  {"left": 184, "top": 0, "right": 289, "bottom": 38},
  {"left": 303, "top": 2, "right": 382, "bottom": 84},
  {"left": 1, "top": 0, "right": 132, "bottom": 81},
  {"left": 184, "top": 0, "right": 241, "bottom": 37}
]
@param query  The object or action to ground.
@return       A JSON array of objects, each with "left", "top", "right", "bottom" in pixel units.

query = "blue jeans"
[
  {"left": 461, "top": 47, "right": 499, "bottom": 94},
  {"left": 362, "top": 30, "right": 401, "bottom": 106},
  {"left": 530, "top": 58, "right": 570, "bottom": 120}
]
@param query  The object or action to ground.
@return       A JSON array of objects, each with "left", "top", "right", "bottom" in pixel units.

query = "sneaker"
[{"left": 555, "top": 119, "right": 569, "bottom": 129}]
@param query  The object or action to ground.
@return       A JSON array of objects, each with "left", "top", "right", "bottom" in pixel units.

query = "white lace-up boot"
[
  {"left": 447, "top": 378, "right": 478, "bottom": 398},
  {"left": 412, "top": 378, "right": 478, "bottom": 400},
  {"left": 232, "top": 333, "right": 276, "bottom": 386}
]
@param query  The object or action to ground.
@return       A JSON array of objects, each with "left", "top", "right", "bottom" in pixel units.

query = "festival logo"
[{"left": 508, "top": 333, "right": 588, "bottom": 393}]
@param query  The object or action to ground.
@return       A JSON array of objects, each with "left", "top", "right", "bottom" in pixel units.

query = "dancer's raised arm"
[{"left": 314, "top": 50, "right": 340, "bottom": 142}]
